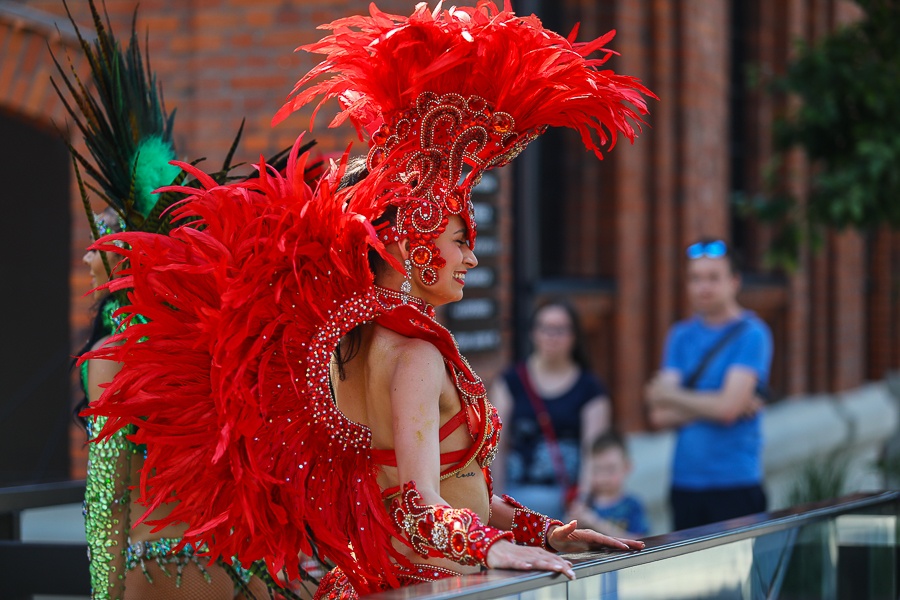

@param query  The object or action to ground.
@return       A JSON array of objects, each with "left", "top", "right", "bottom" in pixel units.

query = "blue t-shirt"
[
  {"left": 663, "top": 312, "right": 773, "bottom": 489},
  {"left": 590, "top": 495, "right": 649, "bottom": 536}
]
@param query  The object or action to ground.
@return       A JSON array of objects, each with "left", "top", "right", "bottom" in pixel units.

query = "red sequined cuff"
[
  {"left": 502, "top": 494, "right": 564, "bottom": 551},
  {"left": 391, "top": 482, "right": 513, "bottom": 568}
]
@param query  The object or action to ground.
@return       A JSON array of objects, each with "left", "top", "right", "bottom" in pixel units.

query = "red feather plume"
[{"left": 274, "top": 0, "right": 656, "bottom": 159}]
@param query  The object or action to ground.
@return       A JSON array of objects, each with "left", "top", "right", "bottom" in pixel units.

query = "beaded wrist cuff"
[
  {"left": 502, "top": 495, "right": 564, "bottom": 551},
  {"left": 391, "top": 482, "right": 513, "bottom": 567}
]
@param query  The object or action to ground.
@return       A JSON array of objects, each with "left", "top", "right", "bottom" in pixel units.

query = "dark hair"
[
  {"left": 333, "top": 157, "right": 387, "bottom": 381},
  {"left": 335, "top": 207, "right": 397, "bottom": 381},
  {"left": 529, "top": 298, "right": 591, "bottom": 370},
  {"left": 334, "top": 155, "right": 392, "bottom": 276},
  {"left": 591, "top": 430, "right": 628, "bottom": 456},
  {"left": 687, "top": 237, "right": 741, "bottom": 274}
]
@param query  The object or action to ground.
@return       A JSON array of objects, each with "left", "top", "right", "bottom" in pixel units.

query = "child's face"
[{"left": 590, "top": 447, "right": 630, "bottom": 497}]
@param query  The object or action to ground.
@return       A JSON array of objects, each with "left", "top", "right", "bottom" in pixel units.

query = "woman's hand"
[
  {"left": 486, "top": 540, "right": 576, "bottom": 579},
  {"left": 565, "top": 503, "right": 632, "bottom": 539},
  {"left": 547, "top": 520, "right": 645, "bottom": 553}
]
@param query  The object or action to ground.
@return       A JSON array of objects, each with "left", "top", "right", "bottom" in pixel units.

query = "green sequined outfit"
[
  {"left": 84, "top": 414, "right": 138, "bottom": 598},
  {"left": 82, "top": 296, "right": 266, "bottom": 599},
  {"left": 84, "top": 296, "right": 222, "bottom": 597},
  {"left": 83, "top": 295, "right": 136, "bottom": 599}
]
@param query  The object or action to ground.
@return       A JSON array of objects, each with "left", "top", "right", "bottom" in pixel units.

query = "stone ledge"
[{"left": 626, "top": 381, "right": 900, "bottom": 534}]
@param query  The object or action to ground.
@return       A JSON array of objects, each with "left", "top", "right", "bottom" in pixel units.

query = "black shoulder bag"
[{"left": 682, "top": 319, "right": 749, "bottom": 390}]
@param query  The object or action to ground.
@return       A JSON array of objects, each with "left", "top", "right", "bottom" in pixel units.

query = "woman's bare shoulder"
[
  {"left": 89, "top": 334, "right": 113, "bottom": 352},
  {"left": 370, "top": 324, "right": 444, "bottom": 374}
]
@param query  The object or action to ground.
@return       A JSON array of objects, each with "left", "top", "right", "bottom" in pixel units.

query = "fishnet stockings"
[{"left": 122, "top": 559, "right": 278, "bottom": 600}]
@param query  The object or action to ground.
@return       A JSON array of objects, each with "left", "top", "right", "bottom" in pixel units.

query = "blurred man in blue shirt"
[{"left": 645, "top": 239, "right": 773, "bottom": 530}]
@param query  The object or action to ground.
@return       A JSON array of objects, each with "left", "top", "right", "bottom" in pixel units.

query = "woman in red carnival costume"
[{"left": 84, "top": 2, "right": 656, "bottom": 597}]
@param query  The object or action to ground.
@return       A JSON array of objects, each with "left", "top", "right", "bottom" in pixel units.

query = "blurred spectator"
[
  {"left": 491, "top": 299, "right": 611, "bottom": 520},
  {"left": 567, "top": 431, "right": 649, "bottom": 538},
  {"left": 646, "top": 238, "right": 773, "bottom": 530}
]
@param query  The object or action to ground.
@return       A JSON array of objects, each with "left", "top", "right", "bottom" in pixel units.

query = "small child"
[{"left": 568, "top": 431, "right": 649, "bottom": 538}]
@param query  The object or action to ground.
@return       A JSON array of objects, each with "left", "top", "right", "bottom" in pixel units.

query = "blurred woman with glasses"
[{"left": 491, "top": 300, "right": 612, "bottom": 520}]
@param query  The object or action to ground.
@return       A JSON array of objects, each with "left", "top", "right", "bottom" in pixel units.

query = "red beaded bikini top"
[{"left": 367, "top": 286, "right": 501, "bottom": 498}]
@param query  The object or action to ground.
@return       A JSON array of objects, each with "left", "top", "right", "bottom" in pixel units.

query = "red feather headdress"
[{"left": 275, "top": 0, "right": 655, "bottom": 284}]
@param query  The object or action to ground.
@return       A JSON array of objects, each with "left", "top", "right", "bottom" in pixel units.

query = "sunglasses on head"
[{"left": 686, "top": 240, "right": 728, "bottom": 259}]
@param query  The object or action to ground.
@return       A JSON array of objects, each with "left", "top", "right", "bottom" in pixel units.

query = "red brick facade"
[{"left": 1, "top": 1, "right": 897, "bottom": 480}]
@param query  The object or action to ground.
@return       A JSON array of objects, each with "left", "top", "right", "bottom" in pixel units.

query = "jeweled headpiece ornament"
[{"left": 274, "top": 0, "right": 656, "bottom": 285}]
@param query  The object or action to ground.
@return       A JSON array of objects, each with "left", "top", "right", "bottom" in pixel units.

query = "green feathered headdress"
[
  {"left": 50, "top": 0, "right": 251, "bottom": 279},
  {"left": 50, "top": 0, "right": 183, "bottom": 233},
  {"left": 51, "top": 0, "right": 317, "bottom": 276}
]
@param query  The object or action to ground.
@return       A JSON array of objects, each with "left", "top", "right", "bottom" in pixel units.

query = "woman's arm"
[
  {"left": 388, "top": 341, "right": 576, "bottom": 576},
  {"left": 84, "top": 355, "right": 131, "bottom": 600},
  {"left": 389, "top": 339, "right": 447, "bottom": 505},
  {"left": 489, "top": 494, "right": 643, "bottom": 554}
]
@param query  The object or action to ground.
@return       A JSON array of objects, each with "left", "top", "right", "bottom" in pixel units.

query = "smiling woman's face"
[{"left": 409, "top": 214, "right": 478, "bottom": 307}]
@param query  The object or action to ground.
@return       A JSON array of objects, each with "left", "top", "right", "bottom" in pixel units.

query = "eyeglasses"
[
  {"left": 534, "top": 324, "right": 574, "bottom": 337},
  {"left": 686, "top": 240, "right": 727, "bottom": 260}
]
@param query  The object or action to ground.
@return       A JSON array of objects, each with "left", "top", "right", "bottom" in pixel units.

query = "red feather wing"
[{"left": 83, "top": 137, "right": 405, "bottom": 592}]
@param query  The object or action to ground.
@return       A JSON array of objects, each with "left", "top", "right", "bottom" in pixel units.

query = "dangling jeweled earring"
[{"left": 401, "top": 258, "right": 412, "bottom": 304}]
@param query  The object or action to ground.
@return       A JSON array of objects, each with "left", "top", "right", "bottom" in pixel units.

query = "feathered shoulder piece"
[
  {"left": 83, "top": 138, "right": 406, "bottom": 591},
  {"left": 273, "top": 0, "right": 656, "bottom": 284}
]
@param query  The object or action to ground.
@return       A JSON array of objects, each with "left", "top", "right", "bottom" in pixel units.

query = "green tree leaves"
[{"left": 756, "top": 0, "right": 900, "bottom": 264}]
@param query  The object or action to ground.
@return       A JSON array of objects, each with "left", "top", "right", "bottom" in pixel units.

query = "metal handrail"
[
  {"left": 0, "top": 483, "right": 893, "bottom": 599},
  {"left": 0, "top": 479, "right": 86, "bottom": 513},
  {"left": 365, "top": 490, "right": 900, "bottom": 600},
  {"left": 0, "top": 480, "right": 90, "bottom": 597}
]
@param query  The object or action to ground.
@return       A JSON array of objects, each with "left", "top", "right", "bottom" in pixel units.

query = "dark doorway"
[{"left": 0, "top": 109, "right": 71, "bottom": 485}]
